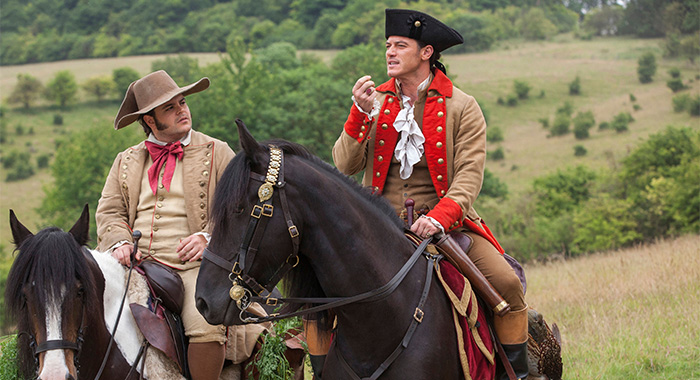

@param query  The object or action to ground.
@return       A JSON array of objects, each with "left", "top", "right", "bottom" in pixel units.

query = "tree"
[
  {"left": 680, "top": 33, "right": 700, "bottom": 63},
  {"left": 573, "top": 111, "right": 595, "bottom": 139},
  {"left": 112, "top": 67, "right": 141, "bottom": 98},
  {"left": 45, "top": 70, "right": 78, "bottom": 108},
  {"left": 82, "top": 75, "right": 114, "bottom": 102},
  {"left": 637, "top": 52, "right": 656, "bottom": 83},
  {"left": 9, "top": 73, "right": 44, "bottom": 109},
  {"left": 41, "top": 124, "right": 142, "bottom": 241},
  {"left": 583, "top": 5, "right": 624, "bottom": 36}
]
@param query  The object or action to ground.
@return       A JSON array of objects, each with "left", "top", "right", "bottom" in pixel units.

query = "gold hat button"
[{"left": 414, "top": 20, "right": 421, "bottom": 27}]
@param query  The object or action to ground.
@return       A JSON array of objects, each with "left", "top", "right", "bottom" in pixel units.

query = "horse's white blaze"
[
  {"left": 38, "top": 289, "right": 70, "bottom": 379},
  {"left": 89, "top": 250, "right": 145, "bottom": 370}
]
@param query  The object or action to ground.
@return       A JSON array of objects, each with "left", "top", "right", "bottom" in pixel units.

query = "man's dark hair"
[
  {"left": 418, "top": 40, "right": 442, "bottom": 69},
  {"left": 138, "top": 109, "right": 155, "bottom": 136}
]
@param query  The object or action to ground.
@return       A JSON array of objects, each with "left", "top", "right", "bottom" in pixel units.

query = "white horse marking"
[{"left": 38, "top": 288, "right": 70, "bottom": 380}]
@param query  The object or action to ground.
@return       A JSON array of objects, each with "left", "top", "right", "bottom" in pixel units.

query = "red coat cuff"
[
  {"left": 343, "top": 105, "right": 371, "bottom": 143},
  {"left": 427, "top": 197, "right": 463, "bottom": 232}
]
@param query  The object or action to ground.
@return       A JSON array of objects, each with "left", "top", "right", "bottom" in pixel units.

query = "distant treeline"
[{"left": 2, "top": 0, "right": 698, "bottom": 65}]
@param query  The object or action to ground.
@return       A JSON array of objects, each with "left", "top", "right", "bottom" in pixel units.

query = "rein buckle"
[
  {"left": 288, "top": 225, "right": 299, "bottom": 238},
  {"left": 413, "top": 308, "right": 424, "bottom": 323},
  {"left": 265, "top": 298, "right": 279, "bottom": 306}
]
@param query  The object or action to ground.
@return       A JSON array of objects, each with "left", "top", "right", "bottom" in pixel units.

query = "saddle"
[{"left": 131, "top": 260, "right": 188, "bottom": 376}]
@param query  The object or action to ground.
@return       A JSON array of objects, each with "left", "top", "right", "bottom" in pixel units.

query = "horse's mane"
[
  {"left": 212, "top": 139, "right": 403, "bottom": 329},
  {"left": 5, "top": 227, "right": 99, "bottom": 376}
]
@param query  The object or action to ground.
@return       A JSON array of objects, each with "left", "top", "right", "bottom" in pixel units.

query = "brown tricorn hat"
[
  {"left": 114, "top": 70, "right": 210, "bottom": 130},
  {"left": 385, "top": 9, "right": 463, "bottom": 53}
]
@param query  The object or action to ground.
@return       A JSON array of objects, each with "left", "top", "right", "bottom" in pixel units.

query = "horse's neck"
[{"left": 87, "top": 250, "right": 149, "bottom": 366}]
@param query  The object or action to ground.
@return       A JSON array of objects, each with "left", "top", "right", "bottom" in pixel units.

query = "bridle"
[
  {"left": 202, "top": 144, "right": 442, "bottom": 379},
  {"left": 20, "top": 305, "right": 86, "bottom": 377},
  {"left": 202, "top": 145, "right": 438, "bottom": 322}
]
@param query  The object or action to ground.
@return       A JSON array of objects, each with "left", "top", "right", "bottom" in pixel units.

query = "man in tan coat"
[
  {"left": 332, "top": 9, "right": 529, "bottom": 380},
  {"left": 96, "top": 70, "right": 237, "bottom": 380}
]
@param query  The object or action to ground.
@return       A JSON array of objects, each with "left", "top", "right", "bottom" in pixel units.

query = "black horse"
[{"left": 195, "top": 120, "right": 494, "bottom": 379}]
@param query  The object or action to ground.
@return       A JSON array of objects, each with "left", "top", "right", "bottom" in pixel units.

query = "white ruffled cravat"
[{"left": 393, "top": 76, "right": 431, "bottom": 179}]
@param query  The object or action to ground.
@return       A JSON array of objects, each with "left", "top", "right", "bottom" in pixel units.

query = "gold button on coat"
[
  {"left": 438, "top": 158, "right": 444, "bottom": 164},
  {"left": 202, "top": 170, "right": 209, "bottom": 177},
  {"left": 379, "top": 140, "right": 385, "bottom": 146},
  {"left": 437, "top": 98, "right": 444, "bottom": 104},
  {"left": 437, "top": 126, "right": 443, "bottom": 132},
  {"left": 437, "top": 175, "right": 444, "bottom": 181},
  {"left": 381, "top": 123, "right": 388, "bottom": 130},
  {"left": 441, "top": 190, "right": 446, "bottom": 196},
  {"left": 200, "top": 213, "right": 206, "bottom": 220},
  {"left": 359, "top": 132, "right": 364, "bottom": 139},
  {"left": 376, "top": 172, "right": 381, "bottom": 177},
  {"left": 437, "top": 111, "right": 444, "bottom": 117},
  {"left": 384, "top": 109, "right": 391, "bottom": 115},
  {"left": 436, "top": 142, "right": 443, "bottom": 148},
  {"left": 378, "top": 156, "right": 384, "bottom": 162},
  {"left": 388, "top": 98, "right": 394, "bottom": 103},
  {"left": 361, "top": 125, "right": 366, "bottom": 131},
  {"left": 199, "top": 192, "right": 206, "bottom": 198}
]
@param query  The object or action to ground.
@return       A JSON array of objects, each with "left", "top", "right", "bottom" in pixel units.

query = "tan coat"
[
  {"left": 96, "top": 130, "right": 234, "bottom": 252},
  {"left": 333, "top": 70, "right": 487, "bottom": 233}
]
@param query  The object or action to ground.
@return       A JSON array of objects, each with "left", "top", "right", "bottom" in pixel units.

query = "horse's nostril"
[{"left": 196, "top": 298, "right": 208, "bottom": 315}]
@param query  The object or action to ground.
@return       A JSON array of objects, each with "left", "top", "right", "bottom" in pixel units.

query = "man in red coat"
[{"left": 331, "top": 9, "right": 529, "bottom": 380}]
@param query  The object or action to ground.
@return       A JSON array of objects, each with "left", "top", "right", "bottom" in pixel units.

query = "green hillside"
[{"left": 1, "top": 36, "right": 697, "bottom": 256}]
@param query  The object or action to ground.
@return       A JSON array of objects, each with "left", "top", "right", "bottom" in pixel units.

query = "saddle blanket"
[{"left": 436, "top": 260, "right": 496, "bottom": 380}]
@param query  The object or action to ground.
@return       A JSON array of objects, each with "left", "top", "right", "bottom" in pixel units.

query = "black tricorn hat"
[{"left": 385, "top": 9, "right": 463, "bottom": 53}]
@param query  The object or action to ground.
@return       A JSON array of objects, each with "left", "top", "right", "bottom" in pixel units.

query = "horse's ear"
[
  {"left": 552, "top": 323, "right": 561, "bottom": 346},
  {"left": 236, "top": 119, "right": 264, "bottom": 159},
  {"left": 68, "top": 204, "right": 90, "bottom": 246},
  {"left": 9, "top": 209, "right": 33, "bottom": 247}
]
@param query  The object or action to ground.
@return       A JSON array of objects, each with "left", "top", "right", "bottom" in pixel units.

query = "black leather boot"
[
  {"left": 497, "top": 342, "right": 529, "bottom": 380},
  {"left": 309, "top": 354, "right": 326, "bottom": 380}
]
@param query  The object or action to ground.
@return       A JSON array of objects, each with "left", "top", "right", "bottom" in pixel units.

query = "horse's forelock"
[{"left": 5, "top": 228, "right": 98, "bottom": 328}]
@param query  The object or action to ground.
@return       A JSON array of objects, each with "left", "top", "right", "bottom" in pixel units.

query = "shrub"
[
  {"left": 672, "top": 93, "right": 691, "bottom": 112},
  {"left": 550, "top": 113, "right": 571, "bottom": 136},
  {"left": 497, "top": 96, "right": 505, "bottom": 105},
  {"left": 53, "top": 114, "right": 63, "bottom": 125},
  {"left": 0, "top": 335, "right": 20, "bottom": 379},
  {"left": 6, "top": 159, "right": 35, "bottom": 181},
  {"left": 538, "top": 90, "right": 546, "bottom": 98},
  {"left": 667, "top": 78, "right": 686, "bottom": 93},
  {"left": 37, "top": 153, "right": 50, "bottom": 168},
  {"left": 680, "top": 34, "right": 700, "bottom": 63},
  {"left": 668, "top": 67, "right": 681, "bottom": 78},
  {"left": 629, "top": 93, "right": 637, "bottom": 102},
  {"left": 487, "top": 126, "right": 504, "bottom": 143},
  {"left": 112, "top": 67, "right": 141, "bottom": 97},
  {"left": 538, "top": 117, "right": 549, "bottom": 128},
  {"left": 573, "top": 195, "right": 641, "bottom": 253},
  {"left": 633, "top": 104, "right": 642, "bottom": 111},
  {"left": 574, "top": 145, "right": 587, "bottom": 156},
  {"left": 690, "top": 95, "right": 700, "bottom": 116},
  {"left": 513, "top": 80, "right": 531, "bottom": 99},
  {"left": 573, "top": 111, "right": 595, "bottom": 139},
  {"left": 2, "top": 150, "right": 29, "bottom": 169},
  {"left": 506, "top": 94, "right": 518, "bottom": 107},
  {"left": 637, "top": 52, "right": 656, "bottom": 83},
  {"left": 612, "top": 112, "right": 632, "bottom": 132},
  {"left": 556, "top": 101, "right": 574, "bottom": 117},
  {"left": 15, "top": 124, "right": 24, "bottom": 136},
  {"left": 569, "top": 75, "right": 581, "bottom": 95},
  {"left": 488, "top": 146, "right": 505, "bottom": 160}
]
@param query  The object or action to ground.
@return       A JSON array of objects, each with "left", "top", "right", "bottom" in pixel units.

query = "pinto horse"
[
  {"left": 196, "top": 120, "right": 490, "bottom": 380},
  {"left": 5, "top": 206, "right": 183, "bottom": 380}
]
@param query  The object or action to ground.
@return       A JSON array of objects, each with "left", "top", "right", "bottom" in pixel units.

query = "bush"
[
  {"left": 497, "top": 96, "right": 504, "bottom": 105},
  {"left": 629, "top": 93, "right": 637, "bottom": 102},
  {"left": 6, "top": 160, "right": 35, "bottom": 181},
  {"left": 513, "top": 80, "right": 531, "bottom": 99},
  {"left": 573, "top": 195, "right": 641, "bottom": 253},
  {"left": 667, "top": 78, "right": 686, "bottom": 93},
  {"left": 53, "top": 114, "right": 63, "bottom": 125},
  {"left": 556, "top": 101, "right": 574, "bottom": 116},
  {"left": 37, "top": 153, "right": 50, "bottom": 168},
  {"left": 574, "top": 145, "right": 587, "bottom": 156},
  {"left": 550, "top": 113, "right": 571, "bottom": 136},
  {"left": 633, "top": 104, "right": 642, "bottom": 111},
  {"left": 14, "top": 124, "right": 24, "bottom": 136},
  {"left": 612, "top": 112, "right": 633, "bottom": 132},
  {"left": 637, "top": 52, "right": 657, "bottom": 83},
  {"left": 668, "top": 67, "right": 681, "bottom": 78},
  {"left": 690, "top": 95, "right": 700, "bottom": 116},
  {"left": 569, "top": 75, "right": 581, "bottom": 95},
  {"left": 506, "top": 94, "right": 518, "bottom": 107},
  {"left": 538, "top": 117, "right": 549, "bottom": 128},
  {"left": 488, "top": 146, "right": 505, "bottom": 160},
  {"left": 487, "top": 126, "right": 504, "bottom": 143},
  {"left": 0, "top": 335, "right": 20, "bottom": 379},
  {"left": 573, "top": 111, "right": 595, "bottom": 139},
  {"left": 538, "top": 90, "right": 545, "bottom": 98},
  {"left": 680, "top": 34, "right": 700, "bottom": 63},
  {"left": 112, "top": 67, "right": 141, "bottom": 98},
  {"left": 672, "top": 93, "right": 691, "bottom": 112}
]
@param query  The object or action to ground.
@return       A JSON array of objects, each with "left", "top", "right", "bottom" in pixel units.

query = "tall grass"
[{"left": 525, "top": 234, "right": 700, "bottom": 379}]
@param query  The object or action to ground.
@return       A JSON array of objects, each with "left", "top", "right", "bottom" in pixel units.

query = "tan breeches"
[{"left": 178, "top": 267, "right": 227, "bottom": 344}]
